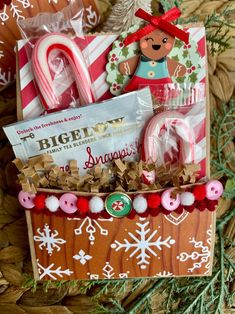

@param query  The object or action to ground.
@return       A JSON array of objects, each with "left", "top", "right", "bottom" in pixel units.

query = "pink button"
[
  {"left": 161, "top": 189, "right": 180, "bottom": 211},
  {"left": 18, "top": 191, "right": 36, "bottom": 209},
  {"left": 206, "top": 180, "right": 223, "bottom": 200},
  {"left": 59, "top": 193, "right": 78, "bottom": 214}
]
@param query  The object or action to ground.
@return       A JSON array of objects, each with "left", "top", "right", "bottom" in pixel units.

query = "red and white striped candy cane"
[
  {"left": 32, "top": 33, "right": 94, "bottom": 110},
  {"left": 142, "top": 111, "right": 195, "bottom": 184}
]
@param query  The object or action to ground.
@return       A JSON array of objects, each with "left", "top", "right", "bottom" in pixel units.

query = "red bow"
[{"left": 124, "top": 7, "right": 189, "bottom": 46}]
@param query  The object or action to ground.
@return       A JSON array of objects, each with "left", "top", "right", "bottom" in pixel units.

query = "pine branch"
[
  {"left": 204, "top": 7, "right": 235, "bottom": 28},
  {"left": 156, "top": 205, "right": 235, "bottom": 313},
  {"left": 22, "top": 275, "right": 37, "bottom": 292},
  {"left": 211, "top": 160, "right": 235, "bottom": 179},
  {"left": 204, "top": 7, "right": 234, "bottom": 55},
  {"left": 211, "top": 101, "right": 235, "bottom": 178},
  {"left": 127, "top": 279, "right": 164, "bottom": 314},
  {"left": 174, "top": 271, "right": 221, "bottom": 313},
  {"left": 224, "top": 254, "right": 235, "bottom": 273},
  {"left": 206, "top": 26, "right": 231, "bottom": 56},
  {"left": 160, "top": 0, "right": 183, "bottom": 12},
  {"left": 216, "top": 207, "right": 235, "bottom": 231},
  {"left": 214, "top": 231, "right": 225, "bottom": 314},
  {"left": 165, "top": 279, "right": 176, "bottom": 311},
  {"left": 43, "top": 280, "right": 52, "bottom": 293}
]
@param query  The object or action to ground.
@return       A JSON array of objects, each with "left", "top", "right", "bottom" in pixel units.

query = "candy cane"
[
  {"left": 32, "top": 33, "right": 94, "bottom": 110},
  {"left": 142, "top": 111, "right": 195, "bottom": 184}
]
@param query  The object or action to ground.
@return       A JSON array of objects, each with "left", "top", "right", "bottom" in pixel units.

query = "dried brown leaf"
[
  {"left": 18, "top": 285, "right": 68, "bottom": 307},
  {"left": 0, "top": 246, "right": 27, "bottom": 264},
  {"left": 0, "top": 263, "right": 24, "bottom": 286}
]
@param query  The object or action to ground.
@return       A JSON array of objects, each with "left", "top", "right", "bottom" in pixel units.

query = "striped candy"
[
  {"left": 142, "top": 111, "right": 196, "bottom": 184},
  {"left": 32, "top": 33, "right": 94, "bottom": 110},
  {"left": 18, "top": 34, "right": 117, "bottom": 119},
  {"left": 142, "top": 111, "right": 195, "bottom": 164}
]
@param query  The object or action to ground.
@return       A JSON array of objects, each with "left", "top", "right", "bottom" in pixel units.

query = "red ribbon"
[{"left": 124, "top": 7, "right": 189, "bottom": 46}]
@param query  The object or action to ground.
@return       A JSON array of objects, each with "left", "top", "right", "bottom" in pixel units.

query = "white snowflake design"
[
  {"left": 177, "top": 226, "right": 212, "bottom": 274},
  {"left": 155, "top": 271, "right": 174, "bottom": 277},
  {"left": 0, "top": 0, "right": 63, "bottom": 25},
  {"left": 84, "top": 5, "right": 100, "bottom": 29},
  {"left": 10, "top": 2, "right": 24, "bottom": 21},
  {"left": 73, "top": 249, "right": 92, "bottom": 265},
  {"left": 17, "top": 0, "right": 31, "bottom": 9},
  {"left": 37, "top": 260, "right": 73, "bottom": 280},
  {"left": 0, "top": 68, "right": 11, "bottom": 86},
  {"left": 68, "top": 217, "right": 113, "bottom": 245},
  {"left": 34, "top": 224, "right": 66, "bottom": 256},
  {"left": 87, "top": 262, "right": 130, "bottom": 280},
  {"left": 111, "top": 218, "right": 176, "bottom": 269},
  {"left": 0, "top": 1, "right": 28, "bottom": 25},
  {"left": 0, "top": 41, "right": 4, "bottom": 59}
]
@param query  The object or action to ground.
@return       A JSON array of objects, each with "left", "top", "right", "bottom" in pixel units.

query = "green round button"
[{"left": 105, "top": 192, "right": 132, "bottom": 218}]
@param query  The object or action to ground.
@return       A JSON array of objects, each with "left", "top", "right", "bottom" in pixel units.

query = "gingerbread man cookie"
[
  {"left": 119, "top": 29, "right": 186, "bottom": 93},
  {"left": 116, "top": 7, "right": 189, "bottom": 98}
]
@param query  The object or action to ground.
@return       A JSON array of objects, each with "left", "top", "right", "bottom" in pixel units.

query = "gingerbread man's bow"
[{"left": 124, "top": 7, "right": 189, "bottom": 46}]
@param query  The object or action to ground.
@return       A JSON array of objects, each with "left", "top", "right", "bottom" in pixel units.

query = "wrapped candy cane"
[
  {"left": 142, "top": 111, "right": 195, "bottom": 184},
  {"left": 32, "top": 33, "right": 94, "bottom": 110}
]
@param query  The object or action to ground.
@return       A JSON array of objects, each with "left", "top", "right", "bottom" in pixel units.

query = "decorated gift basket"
[{"left": 1, "top": 0, "right": 235, "bottom": 311}]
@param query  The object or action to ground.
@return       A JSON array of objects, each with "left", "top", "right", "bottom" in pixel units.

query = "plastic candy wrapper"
[
  {"left": 17, "top": 33, "right": 119, "bottom": 120},
  {"left": 18, "top": 1, "right": 101, "bottom": 39},
  {"left": 141, "top": 83, "right": 207, "bottom": 184},
  {"left": 146, "top": 82, "right": 206, "bottom": 109},
  {"left": 4, "top": 88, "right": 153, "bottom": 175},
  {"left": 17, "top": 1, "right": 97, "bottom": 112}
]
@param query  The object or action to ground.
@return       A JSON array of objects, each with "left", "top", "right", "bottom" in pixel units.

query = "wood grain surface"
[{"left": 29, "top": 209, "right": 216, "bottom": 280}]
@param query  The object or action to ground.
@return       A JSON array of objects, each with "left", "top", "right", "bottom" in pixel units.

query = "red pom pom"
[
  {"left": 34, "top": 194, "right": 46, "bottom": 212},
  {"left": 147, "top": 194, "right": 161, "bottom": 209},
  {"left": 197, "top": 201, "right": 206, "bottom": 211},
  {"left": 77, "top": 197, "right": 89, "bottom": 214},
  {"left": 150, "top": 207, "right": 161, "bottom": 217},
  {"left": 100, "top": 210, "right": 111, "bottom": 219},
  {"left": 4, "top": 0, "right": 12, "bottom": 5},
  {"left": 193, "top": 185, "right": 206, "bottom": 201},
  {"left": 184, "top": 205, "right": 194, "bottom": 213},
  {"left": 139, "top": 211, "right": 149, "bottom": 218},
  {"left": 88, "top": 212, "right": 100, "bottom": 220},
  {"left": 128, "top": 209, "right": 136, "bottom": 220},
  {"left": 55, "top": 210, "right": 65, "bottom": 217},
  {"left": 175, "top": 205, "right": 184, "bottom": 214},
  {"left": 206, "top": 200, "right": 218, "bottom": 211},
  {"left": 161, "top": 208, "right": 172, "bottom": 215}
]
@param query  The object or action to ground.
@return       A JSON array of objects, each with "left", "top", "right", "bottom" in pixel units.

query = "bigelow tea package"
[{"left": 4, "top": 88, "right": 153, "bottom": 174}]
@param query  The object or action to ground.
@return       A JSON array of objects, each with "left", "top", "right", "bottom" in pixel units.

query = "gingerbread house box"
[{"left": 5, "top": 17, "right": 222, "bottom": 281}]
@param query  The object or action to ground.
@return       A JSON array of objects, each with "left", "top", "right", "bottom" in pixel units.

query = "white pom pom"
[
  {"left": 89, "top": 196, "right": 104, "bottom": 213},
  {"left": 180, "top": 192, "right": 195, "bottom": 206},
  {"left": 45, "top": 196, "right": 60, "bottom": 212},
  {"left": 133, "top": 195, "right": 148, "bottom": 214}
]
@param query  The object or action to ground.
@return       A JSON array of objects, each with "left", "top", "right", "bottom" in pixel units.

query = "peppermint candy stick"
[
  {"left": 142, "top": 111, "right": 195, "bottom": 184},
  {"left": 32, "top": 33, "right": 94, "bottom": 110}
]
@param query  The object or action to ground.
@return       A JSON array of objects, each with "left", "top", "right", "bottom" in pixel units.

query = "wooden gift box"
[
  {"left": 24, "top": 182, "right": 216, "bottom": 281},
  {"left": 13, "top": 22, "right": 216, "bottom": 280}
]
